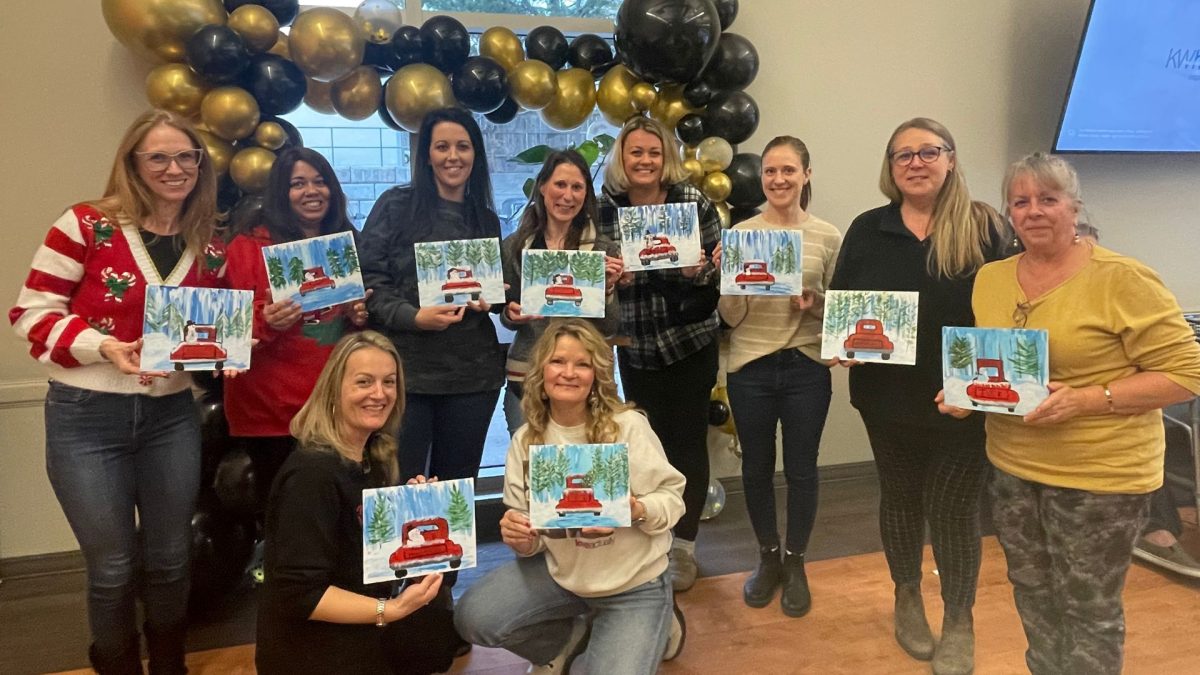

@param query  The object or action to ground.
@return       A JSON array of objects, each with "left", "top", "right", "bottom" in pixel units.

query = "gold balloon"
[
  {"left": 288, "top": 7, "right": 366, "bottom": 83},
  {"left": 596, "top": 64, "right": 640, "bottom": 127},
  {"left": 508, "top": 60, "right": 558, "bottom": 111},
  {"left": 304, "top": 78, "right": 337, "bottom": 115},
  {"left": 542, "top": 68, "right": 596, "bottom": 131},
  {"left": 701, "top": 171, "right": 733, "bottom": 203},
  {"left": 227, "top": 5, "right": 279, "bottom": 53},
  {"left": 101, "top": 0, "right": 227, "bottom": 63},
  {"left": 332, "top": 66, "right": 385, "bottom": 121},
  {"left": 385, "top": 64, "right": 456, "bottom": 132},
  {"left": 145, "top": 63, "right": 209, "bottom": 118},
  {"left": 715, "top": 201, "right": 732, "bottom": 229},
  {"left": 254, "top": 121, "right": 288, "bottom": 150},
  {"left": 681, "top": 144, "right": 699, "bottom": 161},
  {"left": 630, "top": 82, "right": 657, "bottom": 111},
  {"left": 696, "top": 136, "right": 735, "bottom": 173},
  {"left": 650, "top": 84, "right": 696, "bottom": 131},
  {"left": 268, "top": 31, "right": 289, "bottom": 58},
  {"left": 682, "top": 158, "right": 705, "bottom": 186},
  {"left": 196, "top": 129, "right": 234, "bottom": 175},
  {"left": 200, "top": 86, "right": 261, "bottom": 141},
  {"left": 480, "top": 27, "right": 524, "bottom": 71},
  {"left": 230, "top": 147, "right": 276, "bottom": 193}
]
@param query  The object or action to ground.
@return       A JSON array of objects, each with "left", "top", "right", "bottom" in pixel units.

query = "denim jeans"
[
  {"left": 455, "top": 555, "right": 673, "bottom": 675},
  {"left": 44, "top": 382, "right": 201, "bottom": 655},
  {"left": 398, "top": 389, "right": 502, "bottom": 482},
  {"left": 726, "top": 349, "right": 831, "bottom": 553}
]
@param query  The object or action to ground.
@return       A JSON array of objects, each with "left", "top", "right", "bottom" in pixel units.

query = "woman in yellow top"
[{"left": 944, "top": 153, "right": 1200, "bottom": 675}]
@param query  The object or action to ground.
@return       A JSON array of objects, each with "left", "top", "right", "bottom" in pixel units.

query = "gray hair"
[{"left": 1002, "top": 152, "right": 1083, "bottom": 217}]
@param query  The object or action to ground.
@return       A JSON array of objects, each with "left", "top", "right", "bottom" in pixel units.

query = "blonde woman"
[{"left": 455, "top": 319, "right": 686, "bottom": 674}]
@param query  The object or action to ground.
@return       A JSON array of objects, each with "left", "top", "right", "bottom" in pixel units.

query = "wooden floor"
[{"left": 51, "top": 537, "right": 1200, "bottom": 675}]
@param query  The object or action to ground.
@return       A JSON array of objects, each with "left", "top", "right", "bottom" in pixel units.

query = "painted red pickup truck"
[
  {"left": 388, "top": 517, "right": 463, "bottom": 578},
  {"left": 966, "top": 358, "right": 1020, "bottom": 412},
  {"left": 170, "top": 323, "right": 227, "bottom": 371},
  {"left": 843, "top": 319, "right": 894, "bottom": 360},
  {"left": 555, "top": 474, "right": 604, "bottom": 517}
]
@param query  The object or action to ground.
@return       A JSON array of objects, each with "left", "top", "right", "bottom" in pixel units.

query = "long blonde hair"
[
  {"left": 878, "top": 117, "right": 999, "bottom": 278},
  {"left": 603, "top": 115, "right": 689, "bottom": 194},
  {"left": 290, "top": 331, "right": 404, "bottom": 486},
  {"left": 90, "top": 110, "right": 218, "bottom": 256},
  {"left": 520, "top": 319, "right": 634, "bottom": 447}
]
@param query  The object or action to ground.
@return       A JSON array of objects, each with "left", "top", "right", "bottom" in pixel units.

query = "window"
[{"left": 421, "top": 0, "right": 620, "bottom": 19}]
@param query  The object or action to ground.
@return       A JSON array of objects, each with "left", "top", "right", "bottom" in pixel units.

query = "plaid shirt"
[{"left": 597, "top": 182, "right": 721, "bottom": 369}]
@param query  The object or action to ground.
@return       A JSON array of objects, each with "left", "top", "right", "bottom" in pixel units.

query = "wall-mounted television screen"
[{"left": 1054, "top": 0, "right": 1200, "bottom": 153}]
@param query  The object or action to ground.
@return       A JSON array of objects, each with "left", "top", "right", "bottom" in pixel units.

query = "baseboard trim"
[
  {"left": 0, "top": 549, "right": 85, "bottom": 581},
  {"left": 718, "top": 460, "right": 876, "bottom": 497}
]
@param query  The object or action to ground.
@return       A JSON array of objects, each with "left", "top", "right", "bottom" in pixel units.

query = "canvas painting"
[
  {"left": 261, "top": 231, "right": 365, "bottom": 313},
  {"left": 616, "top": 203, "right": 703, "bottom": 272},
  {"left": 361, "top": 478, "right": 477, "bottom": 584},
  {"left": 820, "top": 290, "right": 920, "bottom": 365},
  {"left": 519, "top": 249, "right": 607, "bottom": 318},
  {"left": 140, "top": 285, "right": 253, "bottom": 372},
  {"left": 414, "top": 238, "right": 505, "bottom": 307},
  {"left": 719, "top": 229, "right": 804, "bottom": 296},
  {"left": 942, "top": 327, "right": 1050, "bottom": 416},
  {"left": 528, "top": 443, "right": 631, "bottom": 529}
]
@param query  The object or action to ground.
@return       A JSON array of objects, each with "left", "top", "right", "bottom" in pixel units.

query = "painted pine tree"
[
  {"left": 414, "top": 243, "right": 443, "bottom": 282},
  {"left": 600, "top": 448, "right": 625, "bottom": 501},
  {"left": 620, "top": 210, "right": 644, "bottom": 242},
  {"left": 446, "top": 484, "right": 472, "bottom": 533},
  {"left": 723, "top": 241, "right": 743, "bottom": 274},
  {"left": 144, "top": 291, "right": 166, "bottom": 332},
  {"left": 569, "top": 251, "right": 605, "bottom": 285},
  {"left": 480, "top": 240, "right": 500, "bottom": 275},
  {"left": 445, "top": 240, "right": 468, "bottom": 268},
  {"left": 948, "top": 334, "right": 975, "bottom": 373},
  {"left": 266, "top": 256, "right": 286, "bottom": 288},
  {"left": 343, "top": 244, "right": 360, "bottom": 275},
  {"left": 1012, "top": 338, "right": 1042, "bottom": 379},
  {"left": 326, "top": 246, "right": 345, "bottom": 277},
  {"left": 584, "top": 445, "right": 605, "bottom": 490},
  {"left": 367, "top": 495, "right": 394, "bottom": 546},
  {"left": 287, "top": 256, "right": 306, "bottom": 286}
]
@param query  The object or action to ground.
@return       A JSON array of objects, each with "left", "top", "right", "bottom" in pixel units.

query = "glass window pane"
[{"left": 421, "top": 0, "right": 620, "bottom": 18}]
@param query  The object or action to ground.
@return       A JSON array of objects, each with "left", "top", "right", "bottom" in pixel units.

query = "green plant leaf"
[
  {"left": 594, "top": 134, "right": 615, "bottom": 154},
  {"left": 576, "top": 140, "right": 600, "bottom": 166},
  {"left": 522, "top": 177, "right": 535, "bottom": 198},
  {"left": 513, "top": 145, "right": 553, "bottom": 164}
]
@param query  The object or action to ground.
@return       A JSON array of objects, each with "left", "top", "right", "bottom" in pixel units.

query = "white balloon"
[{"left": 353, "top": 0, "right": 404, "bottom": 44}]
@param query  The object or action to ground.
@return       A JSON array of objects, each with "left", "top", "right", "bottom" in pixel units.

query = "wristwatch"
[{"left": 375, "top": 597, "right": 387, "bottom": 627}]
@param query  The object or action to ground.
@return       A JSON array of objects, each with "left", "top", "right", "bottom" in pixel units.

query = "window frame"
[{"left": 303, "top": 1, "right": 615, "bottom": 35}]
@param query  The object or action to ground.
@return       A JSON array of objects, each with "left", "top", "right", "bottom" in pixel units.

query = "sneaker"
[
  {"left": 662, "top": 602, "right": 687, "bottom": 661},
  {"left": 668, "top": 548, "right": 698, "bottom": 592},
  {"left": 527, "top": 615, "right": 590, "bottom": 675},
  {"left": 1133, "top": 538, "right": 1200, "bottom": 578}
]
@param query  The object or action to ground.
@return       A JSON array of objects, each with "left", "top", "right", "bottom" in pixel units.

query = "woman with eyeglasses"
[
  {"left": 828, "top": 118, "right": 1015, "bottom": 675},
  {"left": 944, "top": 153, "right": 1200, "bottom": 674},
  {"left": 10, "top": 110, "right": 226, "bottom": 674}
]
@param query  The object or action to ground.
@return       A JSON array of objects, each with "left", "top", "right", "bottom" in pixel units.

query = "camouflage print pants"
[{"left": 990, "top": 467, "right": 1149, "bottom": 675}]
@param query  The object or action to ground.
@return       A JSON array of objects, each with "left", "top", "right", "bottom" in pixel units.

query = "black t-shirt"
[{"left": 140, "top": 230, "right": 184, "bottom": 279}]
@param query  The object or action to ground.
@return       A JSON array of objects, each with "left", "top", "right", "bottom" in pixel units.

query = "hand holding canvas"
[
  {"left": 346, "top": 288, "right": 372, "bottom": 328},
  {"left": 414, "top": 305, "right": 465, "bottom": 330},
  {"left": 790, "top": 290, "right": 816, "bottom": 312},
  {"left": 604, "top": 255, "right": 625, "bottom": 292},
  {"left": 500, "top": 508, "right": 539, "bottom": 555},
  {"left": 263, "top": 298, "right": 302, "bottom": 331},
  {"left": 934, "top": 389, "right": 971, "bottom": 419},
  {"left": 1023, "top": 382, "right": 1101, "bottom": 425},
  {"left": 101, "top": 337, "right": 160, "bottom": 376}
]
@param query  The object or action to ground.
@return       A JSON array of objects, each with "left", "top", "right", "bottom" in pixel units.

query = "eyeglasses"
[
  {"left": 1012, "top": 301, "right": 1031, "bottom": 328},
  {"left": 135, "top": 149, "right": 203, "bottom": 171},
  {"left": 889, "top": 146, "right": 951, "bottom": 166}
]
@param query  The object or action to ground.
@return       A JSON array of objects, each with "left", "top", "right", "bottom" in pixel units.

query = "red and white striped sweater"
[{"left": 10, "top": 203, "right": 226, "bottom": 395}]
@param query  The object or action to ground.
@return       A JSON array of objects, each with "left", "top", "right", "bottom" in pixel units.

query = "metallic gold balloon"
[
  {"left": 385, "top": 64, "right": 456, "bottom": 132},
  {"left": 353, "top": 0, "right": 404, "bottom": 45},
  {"left": 230, "top": 147, "right": 276, "bottom": 193},
  {"left": 596, "top": 64, "right": 640, "bottom": 127},
  {"left": 304, "top": 77, "right": 337, "bottom": 115},
  {"left": 268, "top": 31, "right": 289, "bottom": 58},
  {"left": 681, "top": 144, "right": 699, "bottom": 161},
  {"left": 649, "top": 84, "right": 696, "bottom": 131},
  {"left": 696, "top": 136, "right": 735, "bottom": 173},
  {"left": 101, "top": 0, "right": 227, "bottom": 63},
  {"left": 682, "top": 158, "right": 705, "bottom": 186},
  {"left": 480, "top": 27, "right": 524, "bottom": 71},
  {"left": 542, "top": 68, "right": 596, "bottom": 131},
  {"left": 508, "top": 60, "right": 557, "bottom": 111},
  {"left": 227, "top": 5, "right": 279, "bottom": 53},
  {"left": 332, "top": 66, "right": 384, "bottom": 121},
  {"left": 196, "top": 129, "right": 234, "bottom": 175},
  {"left": 145, "top": 63, "right": 209, "bottom": 118},
  {"left": 630, "top": 82, "right": 657, "bottom": 111},
  {"left": 200, "top": 86, "right": 261, "bottom": 141},
  {"left": 288, "top": 7, "right": 366, "bottom": 83},
  {"left": 701, "top": 171, "right": 733, "bottom": 203},
  {"left": 715, "top": 200, "right": 731, "bottom": 229},
  {"left": 254, "top": 121, "right": 288, "bottom": 150}
]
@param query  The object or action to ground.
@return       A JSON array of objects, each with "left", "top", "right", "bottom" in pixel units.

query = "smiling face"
[
  {"left": 428, "top": 121, "right": 475, "bottom": 201},
  {"left": 889, "top": 127, "right": 954, "bottom": 205},
  {"left": 288, "top": 160, "right": 331, "bottom": 231},
  {"left": 542, "top": 335, "right": 595, "bottom": 415},
  {"left": 134, "top": 124, "right": 200, "bottom": 207},
  {"left": 338, "top": 347, "right": 398, "bottom": 444},
  {"left": 1006, "top": 173, "right": 1078, "bottom": 254},
  {"left": 539, "top": 162, "right": 587, "bottom": 230},
  {"left": 761, "top": 145, "right": 810, "bottom": 211},
  {"left": 621, "top": 128, "right": 665, "bottom": 191}
]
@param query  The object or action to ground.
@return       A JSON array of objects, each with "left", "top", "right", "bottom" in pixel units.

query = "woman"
[
  {"left": 597, "top": 115, "right": 721, "bottom": 591},
  {"left": 500, "top": 149, "right": 623, "bottom": 423},
  {"left": 454, "top": 319, "right": 686, "bottom": 673},
  {"left": 715, "top": 136, "right": 842, "bottom": 616},
  {"left": 953, "top": 153, "right": 1200, "bottom": 674},
  {"left": 224, "top": 147, "right": 368, "bottom": 511},
  {"left": 256, "top": 330, "right": 455, "bottom": 674},
  {"left": 829, "top": 118, "right": 1013, "bottom": 675},
  {"left": 10, "top": 110, "right": 225, "bottom": 674},
  {"left": 359, "top": 107, "right": 504, "bottom": 483}
]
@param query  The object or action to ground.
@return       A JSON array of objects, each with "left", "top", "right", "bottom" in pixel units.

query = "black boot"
[
  {"left": 780, "top": 551, "right": 811, "bottom": 617},
  {"left": 742, "top": 545, "right": 782, "bottom": 608},
  {"left": 88, "top": 637, "right": 144, "bottom": 675},
  {"left": 143, "top": 622, "right": 188, "bottom": 675}
]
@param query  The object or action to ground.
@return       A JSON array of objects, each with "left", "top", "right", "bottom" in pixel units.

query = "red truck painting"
[
  {"left": 734, "top": 260, "right": 776, "bottom": 291},
  {"left": 554, "top": 474, "right": 604, "bottom": 517},
  {"left": 843, "top": 319, "right": 895, "bottom": 360},
  {"left": 966, "top": 358, "right": 1021, "bottom": 412},
  {"left": 441, "top": 267, "right": 483, "bottom": 303},
  {"left": 298, "top": 266, "right": 336, "bottom": 296},
  {"left": 638, "top": 234, "right": 678, "bottom": 266},
  {"left": 170, "top": 322, "right": 227, "bottom": 371},
  {"left": 388, "top": 517, "right": 463, "bottom": 578},
  {"left": 545, "top": 274, "right": 583, "bottom": 306}
]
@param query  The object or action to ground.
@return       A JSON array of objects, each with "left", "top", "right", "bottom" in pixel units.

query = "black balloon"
[
  {"left": 708, "top": 399, "right": 730, "bottom": 426},
  {"left": 615, "top": 0, "right": 721, "bottom": 84},
  {"left": 377, "top": 82, "right": 405, "bottom": 131},
  {"left": 452, "top": 57, "right": 509, "bottom": 114},
  {"left": 420, "top": 15, "right": 470, "bottom": 73},
  {"left": 224, "top": 0, "right": 299, "bottom": 26},
  {"left": 729, "top": 205, "right": 761, "bottom": 225},
  {"left": 226, "top": 193, "right": 264, "bottom": 238},
  {"left": 266, "top": 115, "right": 304, "bottom": 149},
  {"left": 714, "top": 0, "right": 739, "bottom": 29},
  {"left": 189, "top": 497, "right": 255, "bottom": 606},
  {"left": 214, "top": 450, "right": 259, "bottom": 515},
  {"left": 186, "top": 25, "right": 250, "bottom": 85},
  {"left": 364, "top": 40, "right": 402, "bottom": 72},
  {"left": 390, "top": 26, "right": 425, "bottom": 69},
  {"left": 241, "top": 54, "right": 307, "bottom": 116},
  {"left": 675, "top": 113, "right": 707, "bottom": 145},
  {"left": 484, "top": 96, "right": 520, "bottom": 124},
  {"left": 683, "top": 80, "right": 716, "bottom": 108},
  {"left": 216, "top": 174, "right": 244, "bottom": 217},
  {"left": 568, "top": 34, "right": 614, "bottom": 74},
  {"left": 701, "top": 33, "right": 758, "bottom": 91},
  {"left": 526, "top": 25, "right": 569, "bottom": 70},
  {"left": 726, "top": 153, "right": 765, "bottom": 209},
  {"left": 704, "top": 90, "right": 759, "bottom": 144}
]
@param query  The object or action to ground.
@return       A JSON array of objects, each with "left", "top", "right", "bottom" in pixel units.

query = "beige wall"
[{"left": 3, "top": 0, "right": 1198, "bottom": 557}]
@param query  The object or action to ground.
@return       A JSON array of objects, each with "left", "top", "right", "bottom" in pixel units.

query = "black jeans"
[
  {"left": 399, "top": 389, "right": 502, "bottom": 482},
  {"left": 619, "top": 340, "right": 719, "bottom": 542}
]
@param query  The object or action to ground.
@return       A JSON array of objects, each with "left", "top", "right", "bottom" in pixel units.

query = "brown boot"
[
  {"left": 932, "top": 612, "right": 974, "bottom": 675},
  {"left": 893, "top": 583, "right": 934, "bottom": 660}
]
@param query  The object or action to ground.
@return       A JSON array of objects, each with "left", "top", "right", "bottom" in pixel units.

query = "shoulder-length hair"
[
  {"left": 762, "top": 135, "right": 813, "bottom": 210},
  {"left": 261, "top": 147, "right": 353, "bottom": 243},
  {"left": 509, "top": 149, "right": 599, "bottom": 254},
  {"left": 603, "top": 115, "right": 689, "bottom": 194},
  {"left": 290, "top": 331, "right": 404, "bottom": 486},
  {"left": 878, "top": 117, "right": 999, "bottom": 279},
  {"left": 90, "top": 110, "right": 218, "bottom": 256},
  {"left": 1000, "top": 152, "right": 1084, "bottom": 215},
  {"left": 408, "top": 107, "right": 496, "bottom": 234},
  {"left": 520, "top": 319, "right": 633, "bottom": 448}
]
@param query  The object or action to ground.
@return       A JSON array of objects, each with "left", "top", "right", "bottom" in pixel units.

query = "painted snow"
[
  {"left": 820, "top": 290, "right": 919, "bottom": 365},
  {"left": 140, "top": 285, "right": 253, "bottom": 372},
  {"left": 414, "top": 238, "right": 506, "bottom": 307},
  {"left": 261, "top": 231, "right": 365, "bottom": 313},
  {"left": 519, "top": 249, "right": 607, "bottom": 318},
  {"left": 362, "top": 478, "right": 477, "bottom": 584},
  {"left": 528, "top": 443, "right": 631, "bottom": 529},
  {"left": 719, "top": 228, "right": 804, "bottom": 296},
  {"left": 617, "top": 203, "right": 703, "bottom": 272},
  {"left": 942, "top": 327, "right": 1050, "bottom": 416}
]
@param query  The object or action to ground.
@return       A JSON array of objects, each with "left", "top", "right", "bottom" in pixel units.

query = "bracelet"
[
  {"left": 375, "top": 597, "right": 387, "bottom": 627},
  {"left": 1103, "top": 385, "right": 1115, "bottom": 413}
]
